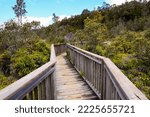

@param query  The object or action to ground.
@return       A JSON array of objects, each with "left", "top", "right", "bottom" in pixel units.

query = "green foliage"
[
  {"left": 63, "top": 1, "right": 150, "bottom": 99},
  {"left": 11, "top": 40, "right": 49, "bottom": 78},
  {"left": 11, "top": 51, "right": 36, "bottom": 78},
  {"left": 0, "top": 20, "right": 64, "bottom": 87},
  {"left": 72, "top": 11, "right": 108, "bottom": 53},
  {"left": 0, "top": 51, "right": 11, "bottom": 75},
  {"left": 112, "top": 53, "right": 138, "bottom": 70},
  {"left": 0, "top": 72, "right": 15, "bottom": 90},
  {"left": 34, "top": 40, "right": 49, "bottom": 53},
  {"left": 4, "top": 19, "right": 19, "bottom": 31},
  {"left": 95, "top": 45, "right": 106, "bottom": 56}
]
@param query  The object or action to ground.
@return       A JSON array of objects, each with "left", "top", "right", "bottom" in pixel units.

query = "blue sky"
[{"left": 0, "top": 0, "right": 129, "bottom": 26}]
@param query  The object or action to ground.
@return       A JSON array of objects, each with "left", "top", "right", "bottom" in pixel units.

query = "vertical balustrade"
[
  {"left": 66, "top": 43, "right": 148, "bottom": 100},
  {"left": 34, "top": 87, "right": 38, "bottom": 100},
  {"left": 45, "top": 75, "right": 51, "bottom": 100},
  {"left": 41, "top": 81, "right": 46, "bottom": 100},
  {"left": 38, "top": 83, "right": 42, "bottom": 100}
]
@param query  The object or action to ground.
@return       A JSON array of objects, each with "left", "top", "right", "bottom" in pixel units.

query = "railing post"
[
  {"left": 50, "top": 44, "right": 57, "bottom": 100},
  {"left": 41, "top": 81, "right": 46, "bottom": 99},
  {"left": 45, "top": 75, "right": 51, "bottom": 100},
  {"left": 26, "top": 92, "right": 33, "bottom": 100},
  {"left": 38, "top": 83, "right": 42, "bottom": 100},
  {"left": 34, "top": 87, "right": 38, "bottom": 100},
  {"left": 101, "top": 60, "right": 105, "bottom": 100}
]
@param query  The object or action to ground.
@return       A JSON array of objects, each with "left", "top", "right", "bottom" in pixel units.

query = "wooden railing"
[
  {"left": 0, "top": 43, "right": 148, "bottom": 100},
  {"left": 54, "top": 44, "right": 66, "bottom": 56},
  {"left": 0, "top": 44, "right": 58, "bottom": 100},
  {"left": 66, "top": 44, "right": 148, "bottom": 100}
]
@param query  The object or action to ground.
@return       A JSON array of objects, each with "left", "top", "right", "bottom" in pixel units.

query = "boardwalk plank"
[{"left": 55, "top": 53, "right": 98, "bottom": 100}]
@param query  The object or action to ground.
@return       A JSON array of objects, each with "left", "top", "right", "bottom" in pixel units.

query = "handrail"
[
  {"left": 50, "top": 44, "right": 56, "bottom": 61},
  {"left": 0, "top": 43, "right": 147, "bottom": 100},
  {"left": 66, "top": 43, "right": 148, "bottom": 100},
  {"left": 0, "top": 44, "right": 57, "bottom": 100},
  {"left": 54, "top": 44, "right": 66, "bottom": 56}
]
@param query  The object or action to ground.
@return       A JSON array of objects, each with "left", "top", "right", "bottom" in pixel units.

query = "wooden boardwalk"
[
  {"left": 55, "top": 53, "right": 98, "bottom": 100},
  {"left": 0, "top": 44, "right": 147, "bottom": 100}
]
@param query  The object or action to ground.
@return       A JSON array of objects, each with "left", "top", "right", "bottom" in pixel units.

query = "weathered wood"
[
  {"left": 51, "top": 72, "right": 55, "bottom": 100},
  {"left": 27, "top": 92, "right": 33, "bottom": 100},
  {"left": 66, "top": 43, "right": 148, "bottom": 100},
  {"left": 34, "top": 87, "right": 38, "bottom": 100},
  {"left": 50, "top": 44, "right": 56, "bottom": 61},
  {"left": 41, "top": 81, "right": 46, "bottom": 100},
  {"left": 55, "top": 53, "right": 98, "bottom": 100},
  {"left": 45, "top": 75, "right": 51, "bottom": 100},
  {"left": 38, "top": 83, "right": 42, "bottom": 100},
  {"left": 54, "top": 44, "right": 66, "bottom": 55},
  {"left": 104, "top": 58, "right": 148, "bottom": 100}
]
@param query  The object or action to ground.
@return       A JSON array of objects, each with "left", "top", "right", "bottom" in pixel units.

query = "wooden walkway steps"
[{"left": 55, "top": 53, "right": 98, "bottom": 100}]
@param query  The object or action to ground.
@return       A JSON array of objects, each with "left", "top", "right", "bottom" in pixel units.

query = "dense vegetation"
[
  {"left": 45, "top": 1, "right": 150, "bottom": 98},
  {"left": 0, "top": 21, "right": 51, "bottom": 89},
  {"left": 0, "top": 0, "right": 150, "bottom": 99}
]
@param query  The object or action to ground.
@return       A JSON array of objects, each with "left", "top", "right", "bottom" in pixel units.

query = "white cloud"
[
  {"left": 105, "top": 0, "right": 133, "bottom": 5},
  {"left": 22, "top": 16, "right": 53, "bottom": 26},
  {"left": 22, "top": 15, "right": 70, "bottom": 27},
  {"left": 59, "top": 15, "right": 71, "bottom": 21}
]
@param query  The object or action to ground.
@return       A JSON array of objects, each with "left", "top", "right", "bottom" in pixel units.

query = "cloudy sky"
[{"left": 0, "top": 0, "right": 132, "bottom": 26}]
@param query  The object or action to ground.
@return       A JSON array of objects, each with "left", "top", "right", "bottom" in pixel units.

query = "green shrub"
[
  {"left": 95, "top": 45, "right": 106, "bottom": 56},
  {"left": 11, "top": 40, "right": 50, "bottom": 78},
  {"left": 34, "top": 40, "right": 50, "bottom": 54},
  {"left": 112, "top": 53, "right": 138, "bottom": 70},
  {"left": 0, "top": 72, "right": 15, "bottom": 90},
  {"left": 0, "top": 51, "right": 11, "bottom": 75}
]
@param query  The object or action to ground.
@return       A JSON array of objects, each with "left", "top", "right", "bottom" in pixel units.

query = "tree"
[
  {"left": 31, "top": 21, "right": 40, "bottom": 29},
  {"left": 12, "top": 0, "right": 27, "bottom": 25},
  {"left": 83, "top": 11, "right": 107, "bottom": 52},
  {"left": 52, "top": 13, "right": 59, "bottom": 23},
  {"left": 4, "top": 19, "right": 19, "bottom": 31},
  {"left": 82, "top": 9, "right": 90, "bottom": 14}
]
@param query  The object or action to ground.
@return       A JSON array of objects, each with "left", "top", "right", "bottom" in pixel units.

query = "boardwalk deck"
[{"left": 55, "top": 53, "right": 98, "bottom": 100}]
